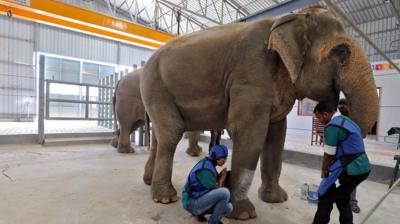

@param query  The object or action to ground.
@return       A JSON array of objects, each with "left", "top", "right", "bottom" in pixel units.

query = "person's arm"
[
  {"left": 321, "top": 153, "right": 334, "bottom": 178},
  {"left": 217, "top": 168, "right": 227, "bottom": 187},
  {"left": 322, "top": 125, "right": 347, "bottom": 178}
]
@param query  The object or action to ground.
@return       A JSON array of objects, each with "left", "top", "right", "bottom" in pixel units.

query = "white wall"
[
  {"left": 286, "top": 103, "right": 312, "bottom": 137},
  {"left": 374, "top": 62, "right": 400, "bottom": 142},
  {"left": 0, "top": 16, "right": 35, "bottom": 120},
  {"left": 0, "top": 13, "right": 155, "bottom": 121}
]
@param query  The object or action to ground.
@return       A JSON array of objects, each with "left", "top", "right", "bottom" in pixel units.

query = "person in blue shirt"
[
  {"left": 312, "top": 102, "right": 371, "bottom": 224},
  {"left": 182, "top": 145, "right": 233, "bottom": 224}
]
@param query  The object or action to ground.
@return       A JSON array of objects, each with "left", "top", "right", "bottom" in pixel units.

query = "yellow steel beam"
[{"left": 0, "top": 0, "right": 176, "bottom": 49}]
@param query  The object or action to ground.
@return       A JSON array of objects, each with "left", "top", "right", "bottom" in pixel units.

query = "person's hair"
[
  {"left": 313, "top": 102, "right": 336, "bottom": 114},
  {"left": 338, "top": 98, "right": 347, "bottom": 106}
]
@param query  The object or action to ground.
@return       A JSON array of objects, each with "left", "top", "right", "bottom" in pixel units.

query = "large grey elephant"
[
  {"left": 140, "top": 7, "right": 378, "bottom": 220},
  {"left": 110, "top": 69, "right": 202, "bottom": 156}
]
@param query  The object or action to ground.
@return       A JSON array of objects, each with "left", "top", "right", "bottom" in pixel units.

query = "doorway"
[{"left": 367, "top": 87, "right": 381, "bottom": 141}]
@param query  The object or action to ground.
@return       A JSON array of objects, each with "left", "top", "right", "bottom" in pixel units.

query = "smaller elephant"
[{"left": 110, "top": 69, "right": 203, "bottom": 156}]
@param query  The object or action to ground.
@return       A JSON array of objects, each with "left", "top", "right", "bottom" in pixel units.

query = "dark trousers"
[
  {"left": 313, "top": 171, "right": 369, "bottom": 224},
  {"left": 209, "top": 130, "right": 222, "bottom": 152}
]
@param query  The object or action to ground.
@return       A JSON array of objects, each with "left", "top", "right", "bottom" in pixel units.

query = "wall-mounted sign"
[
  {"left": 371, "top": 63, "right": 400, "bottom": 71},
  {"left": 11, "top": 0, "right": 30, "bottom": 6}
]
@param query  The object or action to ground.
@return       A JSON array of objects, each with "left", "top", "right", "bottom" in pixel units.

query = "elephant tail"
[
  {"left": 145, "top": 112, "right": 151, "bottom": 147},
  {"left": 112, "top": 80, "right": 120, "bottom": 136}
]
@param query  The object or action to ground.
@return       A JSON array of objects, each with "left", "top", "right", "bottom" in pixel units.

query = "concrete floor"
[{"left": 0, "top": 140, "right": 399, "bottom": 224}]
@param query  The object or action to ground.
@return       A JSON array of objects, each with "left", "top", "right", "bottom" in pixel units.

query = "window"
[
  {"left": 298, "top": 98, "right": 317, "bottom": 116},
  {"left": 45, "top": 56, "right": 79, "bottom": 83},
  {"left": 43, "top": 55, "right": 116, "bottom": 119}
]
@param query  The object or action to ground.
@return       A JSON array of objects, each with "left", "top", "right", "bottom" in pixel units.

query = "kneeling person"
[{"left": 182, "top": 145, "right": 233, "bottom": 224}]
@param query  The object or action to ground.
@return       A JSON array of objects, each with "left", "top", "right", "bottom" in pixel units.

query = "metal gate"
[{"left": 38, "top": 55, "right": 148, "bottom": 145}]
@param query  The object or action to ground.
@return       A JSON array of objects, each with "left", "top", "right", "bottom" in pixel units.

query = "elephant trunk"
[{"left": 337, "top": 43, "right": 379, "bottom": 137}]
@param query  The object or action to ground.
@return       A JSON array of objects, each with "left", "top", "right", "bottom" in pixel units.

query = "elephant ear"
[{"left": 266, "top": 13, "right": 308, "bottom": 84}]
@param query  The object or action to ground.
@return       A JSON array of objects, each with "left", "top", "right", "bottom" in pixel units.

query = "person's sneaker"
[
  {"left": 352, "top": 204, "right": 361, "bottom": 213},
  {"left": 194, "top": 214, "right": 207, "bottom": 222}
]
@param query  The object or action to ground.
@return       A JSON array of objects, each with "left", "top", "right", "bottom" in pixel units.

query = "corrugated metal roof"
[
  {"left": 335, "top": 0, "right": 396, "bottom": 24},
  {"left": 333, "top": 0, "right": 400, "bottom": 61},
  {"left": 92, "top": 0, "right": 400, "bottom": 61}
]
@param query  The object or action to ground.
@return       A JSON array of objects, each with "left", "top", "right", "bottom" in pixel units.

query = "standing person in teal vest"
[
  {"left": 182, "top": 145, "right": 233, "bottom": 224},
  {"left": 338, "top": 98, "right": 361, "bottom": 214},
  {"left": 312, "top": 102, "right": 371, "bottom": 224}
]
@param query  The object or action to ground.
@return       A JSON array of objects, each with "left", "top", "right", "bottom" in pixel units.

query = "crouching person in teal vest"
[
  {"left": 312, "top": 102, "right": 371, "bottom": 224},
  {"left": 182, "top": 145, "right": 233, "bottom": 224}
]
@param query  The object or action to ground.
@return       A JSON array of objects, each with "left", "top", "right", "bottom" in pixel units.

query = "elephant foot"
[
  {"left": 143, "top": 166, "right": 153, "bottom": 186},
  {"left": 117, "top": 145, "right": 135, "bottom": 153},
  {"left": 258, "top": 184, "right": 288, "bottom": 203},
  {"left": 143, "top": 174, "right": 152, "bottom": 186},
  {"left": 185, "top": 145, "right": 202, "bottom": 157},
  {"left": 110, "top": 136, "right": 118, "bottom": 148},
  {"left": 151, "top": 182, "right": 178, "bottom": 204},
  {"left": 226, "top": 198, "right": 257, "bottom": 220}
]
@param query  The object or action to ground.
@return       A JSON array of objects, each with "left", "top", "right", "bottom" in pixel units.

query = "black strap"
[{"left": 340, "top": 153, "right": 363, "bottom": 167}]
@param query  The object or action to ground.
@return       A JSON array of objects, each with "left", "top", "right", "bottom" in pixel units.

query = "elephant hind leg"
[
  {"left": 258, "top": 118, "right": 288, "bottom": 203},
  {"left": 110, "top": 134, "right": 119, "bottom": 148},
  {"left": 117, "top": 114, "right": 135, "bottom": 153},
  {"left": 117, "top": 126, "right": 134, "bottom": 153},
  {"left": 146, "top": 101, "right": 184, "bottom": 204},
  {"left": 116, "top": 99, "right": 136, "bottom": 153},
  {"left": 185, "top": 131, "right": 202, "bottom": 157},
  {"left": 143, "top": 129, "right": 157, "bottom": 185}
]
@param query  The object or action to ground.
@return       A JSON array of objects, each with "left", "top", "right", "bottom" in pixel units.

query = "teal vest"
[
  {"left": 184, "top": 158, "right": 217, "bottom": 199},
  {"left": 318, "top": 116, "right": 366, "bottom": 196}
]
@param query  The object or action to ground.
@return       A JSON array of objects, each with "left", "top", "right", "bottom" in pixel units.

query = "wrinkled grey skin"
[
  {"left": 110, "top": 69, "right": 202, "bottom": 156},
  {"left": 140, "top": 8, "right": 378, "bottom": 220}
]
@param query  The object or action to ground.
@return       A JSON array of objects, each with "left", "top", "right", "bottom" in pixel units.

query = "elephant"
[
  {"left": 110, "top": 69, "right": 203, "bottom": 156},
  {"left": 140, "top": 7, "right": 378, "bottom": 220}
]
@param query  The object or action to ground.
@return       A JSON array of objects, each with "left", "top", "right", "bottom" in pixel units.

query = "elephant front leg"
[
  {"left": 185, "top": 131, "right": 202, "bottom": 157},
  {"left": 143, "top": 130, "right": 157, "bottom": 185},
  {"left": 258, "top": 118, "right": 288, "bottom": 203},
  {"left": 226, "top": 88, "right": 272, "bottom": 220}
]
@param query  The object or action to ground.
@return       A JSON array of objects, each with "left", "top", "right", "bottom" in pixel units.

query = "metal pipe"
[
  {"left": 158, "top": 0, "right": 222, "bottom": 24},
  {"left": 38, "top": 55, "right": 45, "bottom": 144},
  {"left": 359, "top": 177, "right": 400, "bottom": 224},
  {"left": 324, "top": 0, "right": 400, "bottom": 73}
]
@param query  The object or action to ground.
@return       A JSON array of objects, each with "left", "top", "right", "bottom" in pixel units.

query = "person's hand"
[
  {"left": 321, "top": 169, "right": 328, "bottom": 179},
  {"left": 220, "top": 168, "right": 227, "bottom": 175},
  {"left": 218, "top": 168, "right": 228, "bottom": 187}
]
